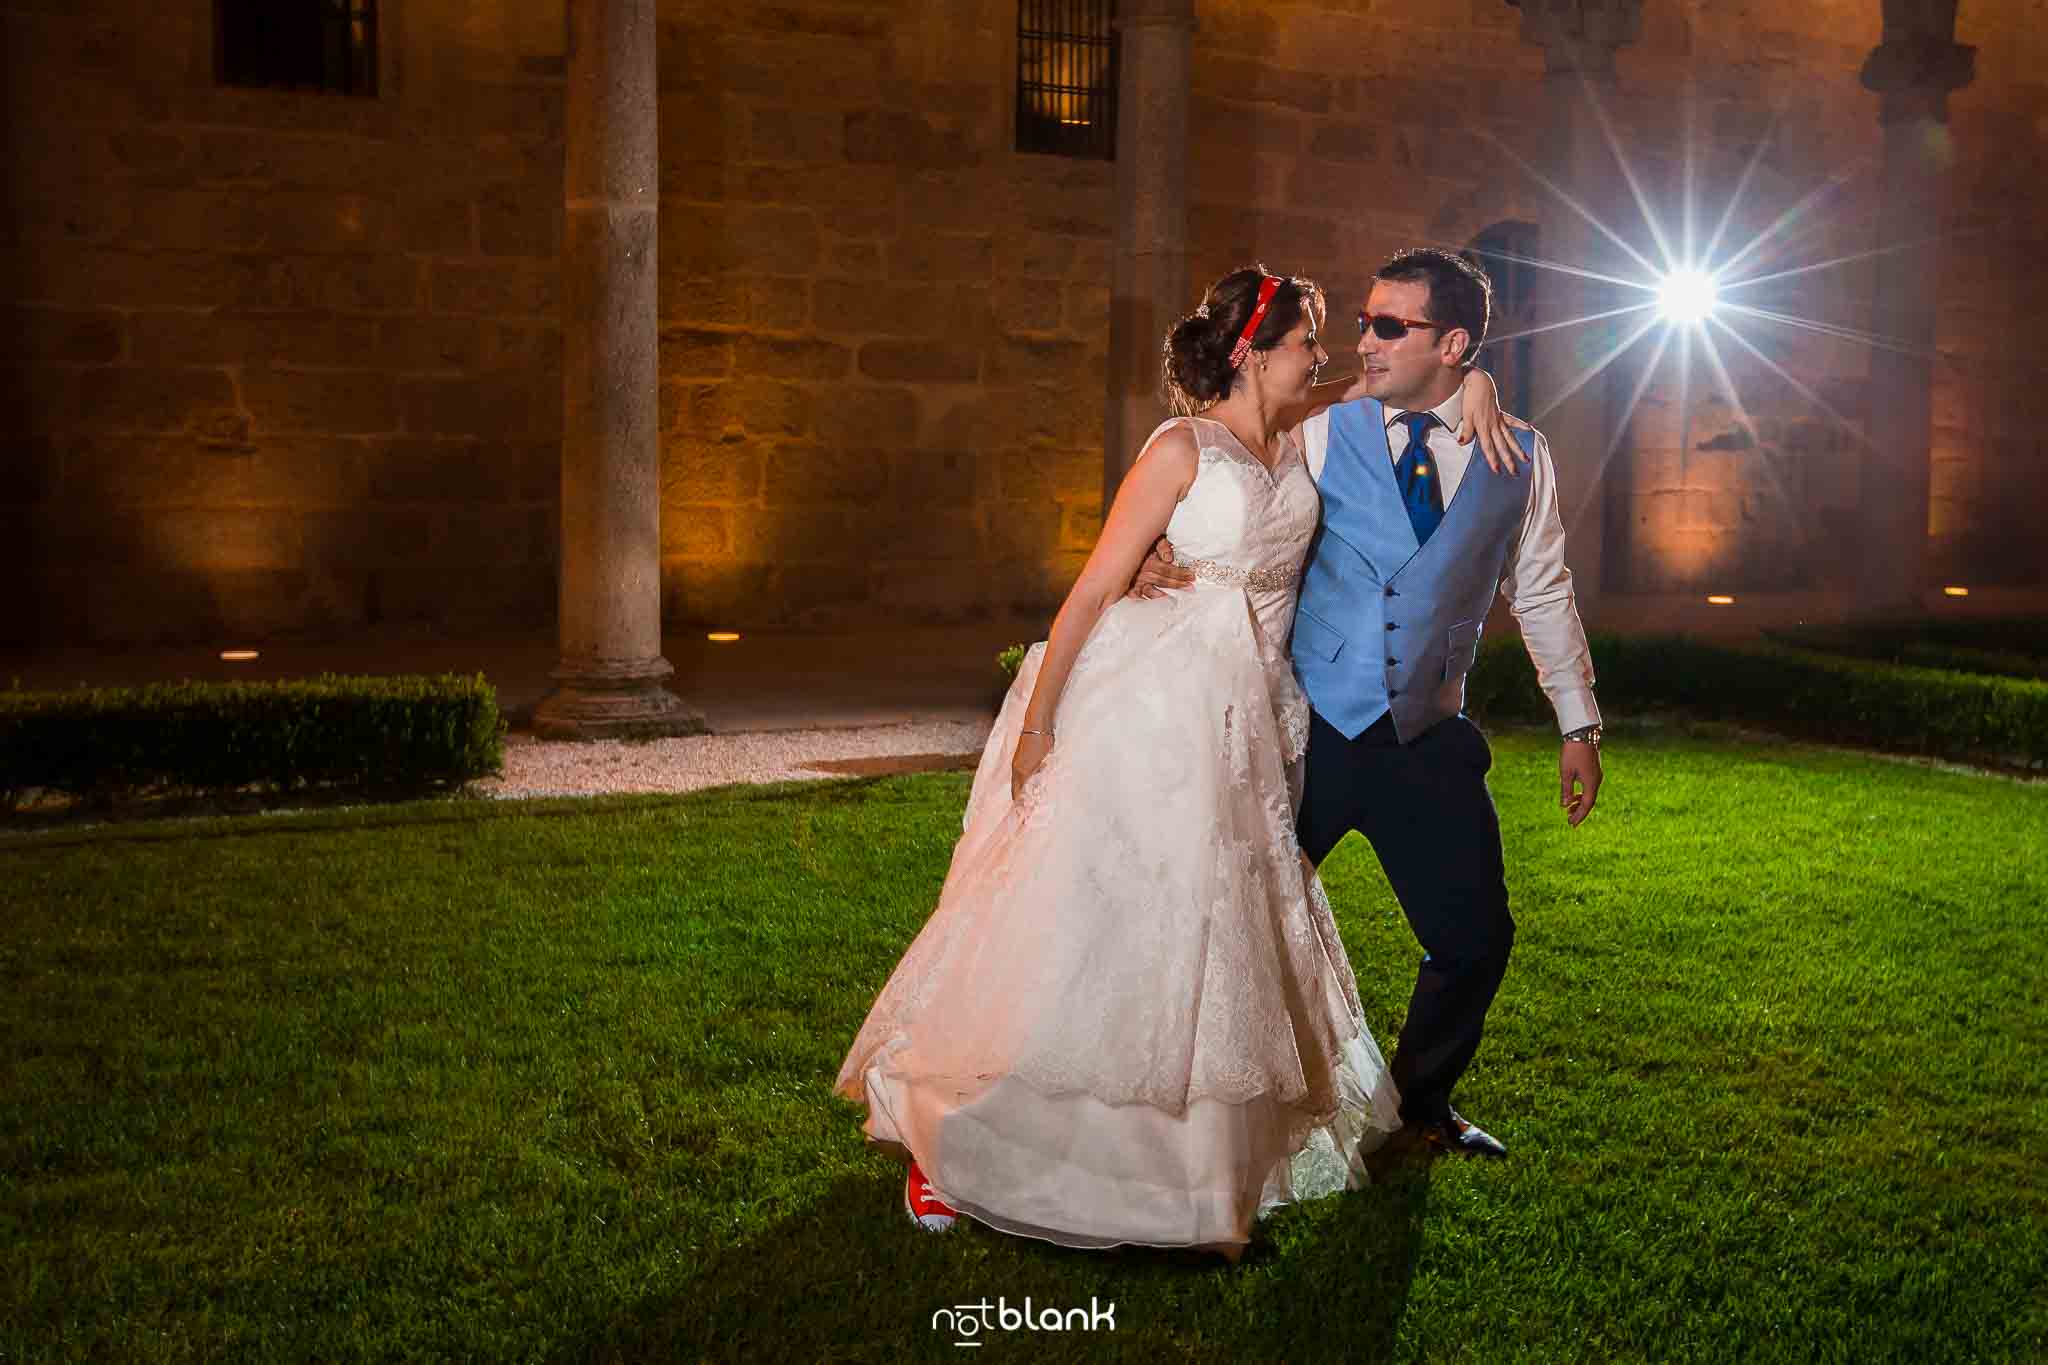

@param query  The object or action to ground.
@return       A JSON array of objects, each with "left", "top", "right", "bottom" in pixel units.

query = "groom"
[{"left": 1142, "top": 247, "right": 1603, "bottom": 1158}]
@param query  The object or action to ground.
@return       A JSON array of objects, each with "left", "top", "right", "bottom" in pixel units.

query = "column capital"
[
  {"left": 1508, "top": 0, "right": 1643, "bottom": 78},
  {"left": 1116, "top": 0, "right": 1194, "bottom": 32},
  {"left": 1860, "top": 0, "right": 1975, "bottom": 125}
]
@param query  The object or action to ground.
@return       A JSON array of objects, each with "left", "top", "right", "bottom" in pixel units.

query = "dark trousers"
[{"left": 1296, "top": 708, "right": 1514, "bottom": 1125}]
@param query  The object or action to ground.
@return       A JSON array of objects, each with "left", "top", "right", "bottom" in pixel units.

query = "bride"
[{"left": 836, "top": 267, "right": 1511, "bottom": 1259}]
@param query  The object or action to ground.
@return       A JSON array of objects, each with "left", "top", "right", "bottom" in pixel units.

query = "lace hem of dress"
[
  {"left": 1274, "top": 679, "right": 1311, "bottom": 768},
  {"left": 840, "top": 561, "right": 1346, "bottom": 1131}
]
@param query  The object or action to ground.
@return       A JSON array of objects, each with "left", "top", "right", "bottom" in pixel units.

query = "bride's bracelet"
[{"left": 1019, "top": 728, "right": 1054, "bottom": 739}]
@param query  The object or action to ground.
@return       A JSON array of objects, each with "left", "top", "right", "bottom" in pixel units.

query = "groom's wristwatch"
[{"left": 1562, "top": 724, "right": 1603, "bottom": 749}]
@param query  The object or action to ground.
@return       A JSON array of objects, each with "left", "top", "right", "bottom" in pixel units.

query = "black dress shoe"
[{"left": 1418, "top": 1109, "right": 1507, "bottom": 1158}]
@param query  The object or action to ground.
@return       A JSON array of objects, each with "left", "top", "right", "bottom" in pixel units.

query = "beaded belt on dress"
[{"left": 1175, "top": 556, "right": 1295, "bottom": 592}]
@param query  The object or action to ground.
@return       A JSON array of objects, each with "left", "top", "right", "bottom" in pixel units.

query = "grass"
[{"left": 2, "top": 725, "right": 2044, "bottom": 1362}]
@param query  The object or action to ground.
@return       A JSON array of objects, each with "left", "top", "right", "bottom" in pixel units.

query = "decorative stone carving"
[
  {"left": 1855, "top": 0, "right": 1976, "bottom": 611},
  {"left": 1509, "top": 0, "right": 1646, "bottom": 76},
  {"left": 1859, "top": 0, "right": 1976, "bottom": 125}
]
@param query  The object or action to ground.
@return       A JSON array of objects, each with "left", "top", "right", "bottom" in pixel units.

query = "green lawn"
[{"left": 2, "top": 727, "right": 2044, "bottom": 1362}]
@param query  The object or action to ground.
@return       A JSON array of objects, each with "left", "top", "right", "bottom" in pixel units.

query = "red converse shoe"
[{"left": 903, "top": 1161, "right": 958, "bottom": 1233}]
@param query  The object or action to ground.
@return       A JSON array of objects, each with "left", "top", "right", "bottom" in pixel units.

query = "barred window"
[
  {"left": 1016, "top": 1, "right": 1118, "bottom": 159},
  {"left": 216, "top": 0, "right": 378, "bottom": 97}
]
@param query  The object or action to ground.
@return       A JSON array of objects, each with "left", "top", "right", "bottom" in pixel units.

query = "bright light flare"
[
  {"left": 706, "top": 631, "right": 741, "bottom": 643},
  {"left": 1657, "top": 268, "right": 1719, "bottom": 324},
  {"left": 220, "top": 650, "right": 260, "bottom": 662},
  {"left": 1470, "top": 89, "right": 1953, "bottom": 585}
]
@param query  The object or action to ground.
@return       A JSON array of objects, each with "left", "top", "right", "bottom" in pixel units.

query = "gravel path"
[{"left": 478, "top": 719, "right": 996, "bottom": 799}]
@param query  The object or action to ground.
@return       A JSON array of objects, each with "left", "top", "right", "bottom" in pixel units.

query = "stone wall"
[
  {"left": 1, "top": 0, "right": 570, "bottom": 645},
  {"left": 1179, "top": 0, "right": 2046, "bottom": 598},
  {"left": 0, "top": 0, "right": 1117, "bottom": 644},
  {"left": 1930, "top": 0, "right": 2048, "bottom": 587},
  {"left": 651, "top": 0, "right": 1112, "bottom": 629},
  {"left": 2, "top": 0, "right": 2041, "bottom": 646},
  {"left": 1599, "top": 0, "right": 1885, "bottom": 594},
  {"left": 1598, "top": 0, "right": 2048, "bottom": 595}
]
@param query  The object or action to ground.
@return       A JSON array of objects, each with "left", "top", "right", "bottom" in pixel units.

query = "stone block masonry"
[
  {"left": 1177, "top": 0, "right": 2044, "bottom": 600},
  {"left": 0, "top": 0, "right": 567, "bottom": 644},
  {"left": 0, "top": 0, "right": 1119, "bottom": 642},
  {"left": 1, "top": 0, "right": 2041, "bottom": 645},
  {"left": 650, "top": 2, "right": 1112, "bottom": 629}
]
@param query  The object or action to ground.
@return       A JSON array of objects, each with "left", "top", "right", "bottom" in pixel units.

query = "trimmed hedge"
[
  {"left": 1467, "top": 633, "right": 2048, "bottom": 768},
  {"left": 0, "top": 673, "right": 504, "bottom": 809},
  {"left": 999, "top": 629, "right": 2048, "bottom": 766},
  {"left": 1890, "top": 642, "right": 2048, "bottom": 682},
  {"left": 1790, "top": 615, "right": 2048, "bottom": 655},
  {"left": 1766, "top": 618, "right": 2048, "bottom": 682}
]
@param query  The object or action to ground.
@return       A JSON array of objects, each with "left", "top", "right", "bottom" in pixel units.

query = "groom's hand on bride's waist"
[{"left": 1129, "top": 536, "right": 1195, "bottom": 599}]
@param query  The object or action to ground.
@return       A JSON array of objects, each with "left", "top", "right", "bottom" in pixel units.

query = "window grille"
[
  {"left": 217, "top": 0, "right": 378, "bottom": 97},
  {"left": 1464, "top": 221, "right": 1539, "bottom": 420},
  {"left": 1016, "top": 1, "right": 1118, "bottom": 159}
]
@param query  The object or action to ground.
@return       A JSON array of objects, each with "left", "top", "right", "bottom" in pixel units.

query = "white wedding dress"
[{"left": 835, "top": 416, "right": 1402, "bottom": 1252}]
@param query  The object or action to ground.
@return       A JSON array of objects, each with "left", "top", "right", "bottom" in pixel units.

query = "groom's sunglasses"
[{"left": 1358, "top": 311, "right": 1445, "bottom": 341}]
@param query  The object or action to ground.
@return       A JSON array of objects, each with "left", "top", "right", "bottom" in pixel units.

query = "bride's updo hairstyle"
[{"left": 1162, "top": 266, "right": 1321, "bottom": 416}]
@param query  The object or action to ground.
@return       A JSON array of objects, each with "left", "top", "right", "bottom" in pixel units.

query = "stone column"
[
  {"left": 1857, "top": 0, "right": 1974, "bottom": 612},
  {"left": 1514, "top": 0, "right": 1644, "bottom": 616},
  {"left": 1103, "top": 0, "right": 1195, "bottom": 510},
  {"left": 534, "top": 0, "right": 704, "bottom": 739}
]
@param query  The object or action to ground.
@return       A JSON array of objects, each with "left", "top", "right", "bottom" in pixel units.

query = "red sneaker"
[{"left": 903, "top": 1160, "right": 959, "bottom": 1232}]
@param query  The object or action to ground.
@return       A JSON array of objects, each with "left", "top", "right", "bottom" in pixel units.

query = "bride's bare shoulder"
[
  {"left": 1125, "top": 422, "right": 1200, "bottom": 506},
  {"left": 1137, "top": 419, "right": 1201, "bottom": 470}
]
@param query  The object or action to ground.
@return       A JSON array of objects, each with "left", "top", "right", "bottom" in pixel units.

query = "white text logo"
[{"left": 931, "top": 1296, "right": 1117, "bottom": 1347}]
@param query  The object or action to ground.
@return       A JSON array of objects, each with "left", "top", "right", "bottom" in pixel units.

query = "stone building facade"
[{"left": 2, "top": 0, "right": 2042, "bottom": 645}]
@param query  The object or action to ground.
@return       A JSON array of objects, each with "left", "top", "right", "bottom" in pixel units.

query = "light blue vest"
[{"left": 1292, "top": 397, "right": 1538, "bottom": 741}]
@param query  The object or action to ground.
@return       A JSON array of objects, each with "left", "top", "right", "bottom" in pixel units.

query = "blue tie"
[{"left": 1393, "top": 411, "right": 1444, "bottom": 546}]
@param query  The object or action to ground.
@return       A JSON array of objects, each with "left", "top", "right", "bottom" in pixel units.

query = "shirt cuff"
[{"left": 1550, "top": 689, "right": 1601, "bottom": 736}]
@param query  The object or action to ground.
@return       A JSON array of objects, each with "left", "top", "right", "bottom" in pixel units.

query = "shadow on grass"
[
  {"left": 726, "top": 774, "right": 955, "bottom": 805},
  {"left": 0, "top": 763, "right": 992, "bottom": 857},
  {"left": 0, "top": 779, "right": 475, "bottom": 829},
  {"left": 565, "top": 1163, "right": 1433, "bottom": 1363},
  {"left": 0, "top": 772, "right": 958, "bottom": 849},
  {"left": 0, "top": 790, "right": 701, "bottom": 850}
]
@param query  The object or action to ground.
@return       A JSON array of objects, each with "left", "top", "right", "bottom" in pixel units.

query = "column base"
[{"left": 531, "top": 655, "right": 709, "bottom": 740}]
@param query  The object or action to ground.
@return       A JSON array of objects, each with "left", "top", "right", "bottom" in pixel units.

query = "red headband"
[{"left": 1228, "top": 276, "right": 1285, "bottom": 369}]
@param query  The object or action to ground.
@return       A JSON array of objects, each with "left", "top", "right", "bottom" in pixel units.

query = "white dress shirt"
[{"left": 1298, "top": 388, "right": 1601, "bottom": 734}]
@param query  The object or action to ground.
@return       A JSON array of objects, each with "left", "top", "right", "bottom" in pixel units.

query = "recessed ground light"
[
  {"left": 220, "top": 650, "right": 260, "bottom": 661},
  {"left": 1705, "top": 595, "right": 1735, "bottom": 605},
  {"left": 1943, "top": 586, "right": 1969, "bottom": 597},
  {"left": 706, "top": 632, "right": 741, "bottom": 643}
]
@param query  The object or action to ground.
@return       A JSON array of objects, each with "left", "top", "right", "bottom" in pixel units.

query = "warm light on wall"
[
  {"left": 1705, "top": 595, "right": 1736, "bottom": 605},
  {"left": 1023, "top": 44, "right": 1095, "bottom": 125},
  {"left": 220, "top": 650, "right": 260, "bottom": 661},
  {"left": 1943, "top": 586, "right": 1970, "bottom": 597},
  {"left": 1017, "top": 0, "right": 1113, "bottom": 143},
  {"left": 706, "top": 632, "right": 741, "bottom": 643}
]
